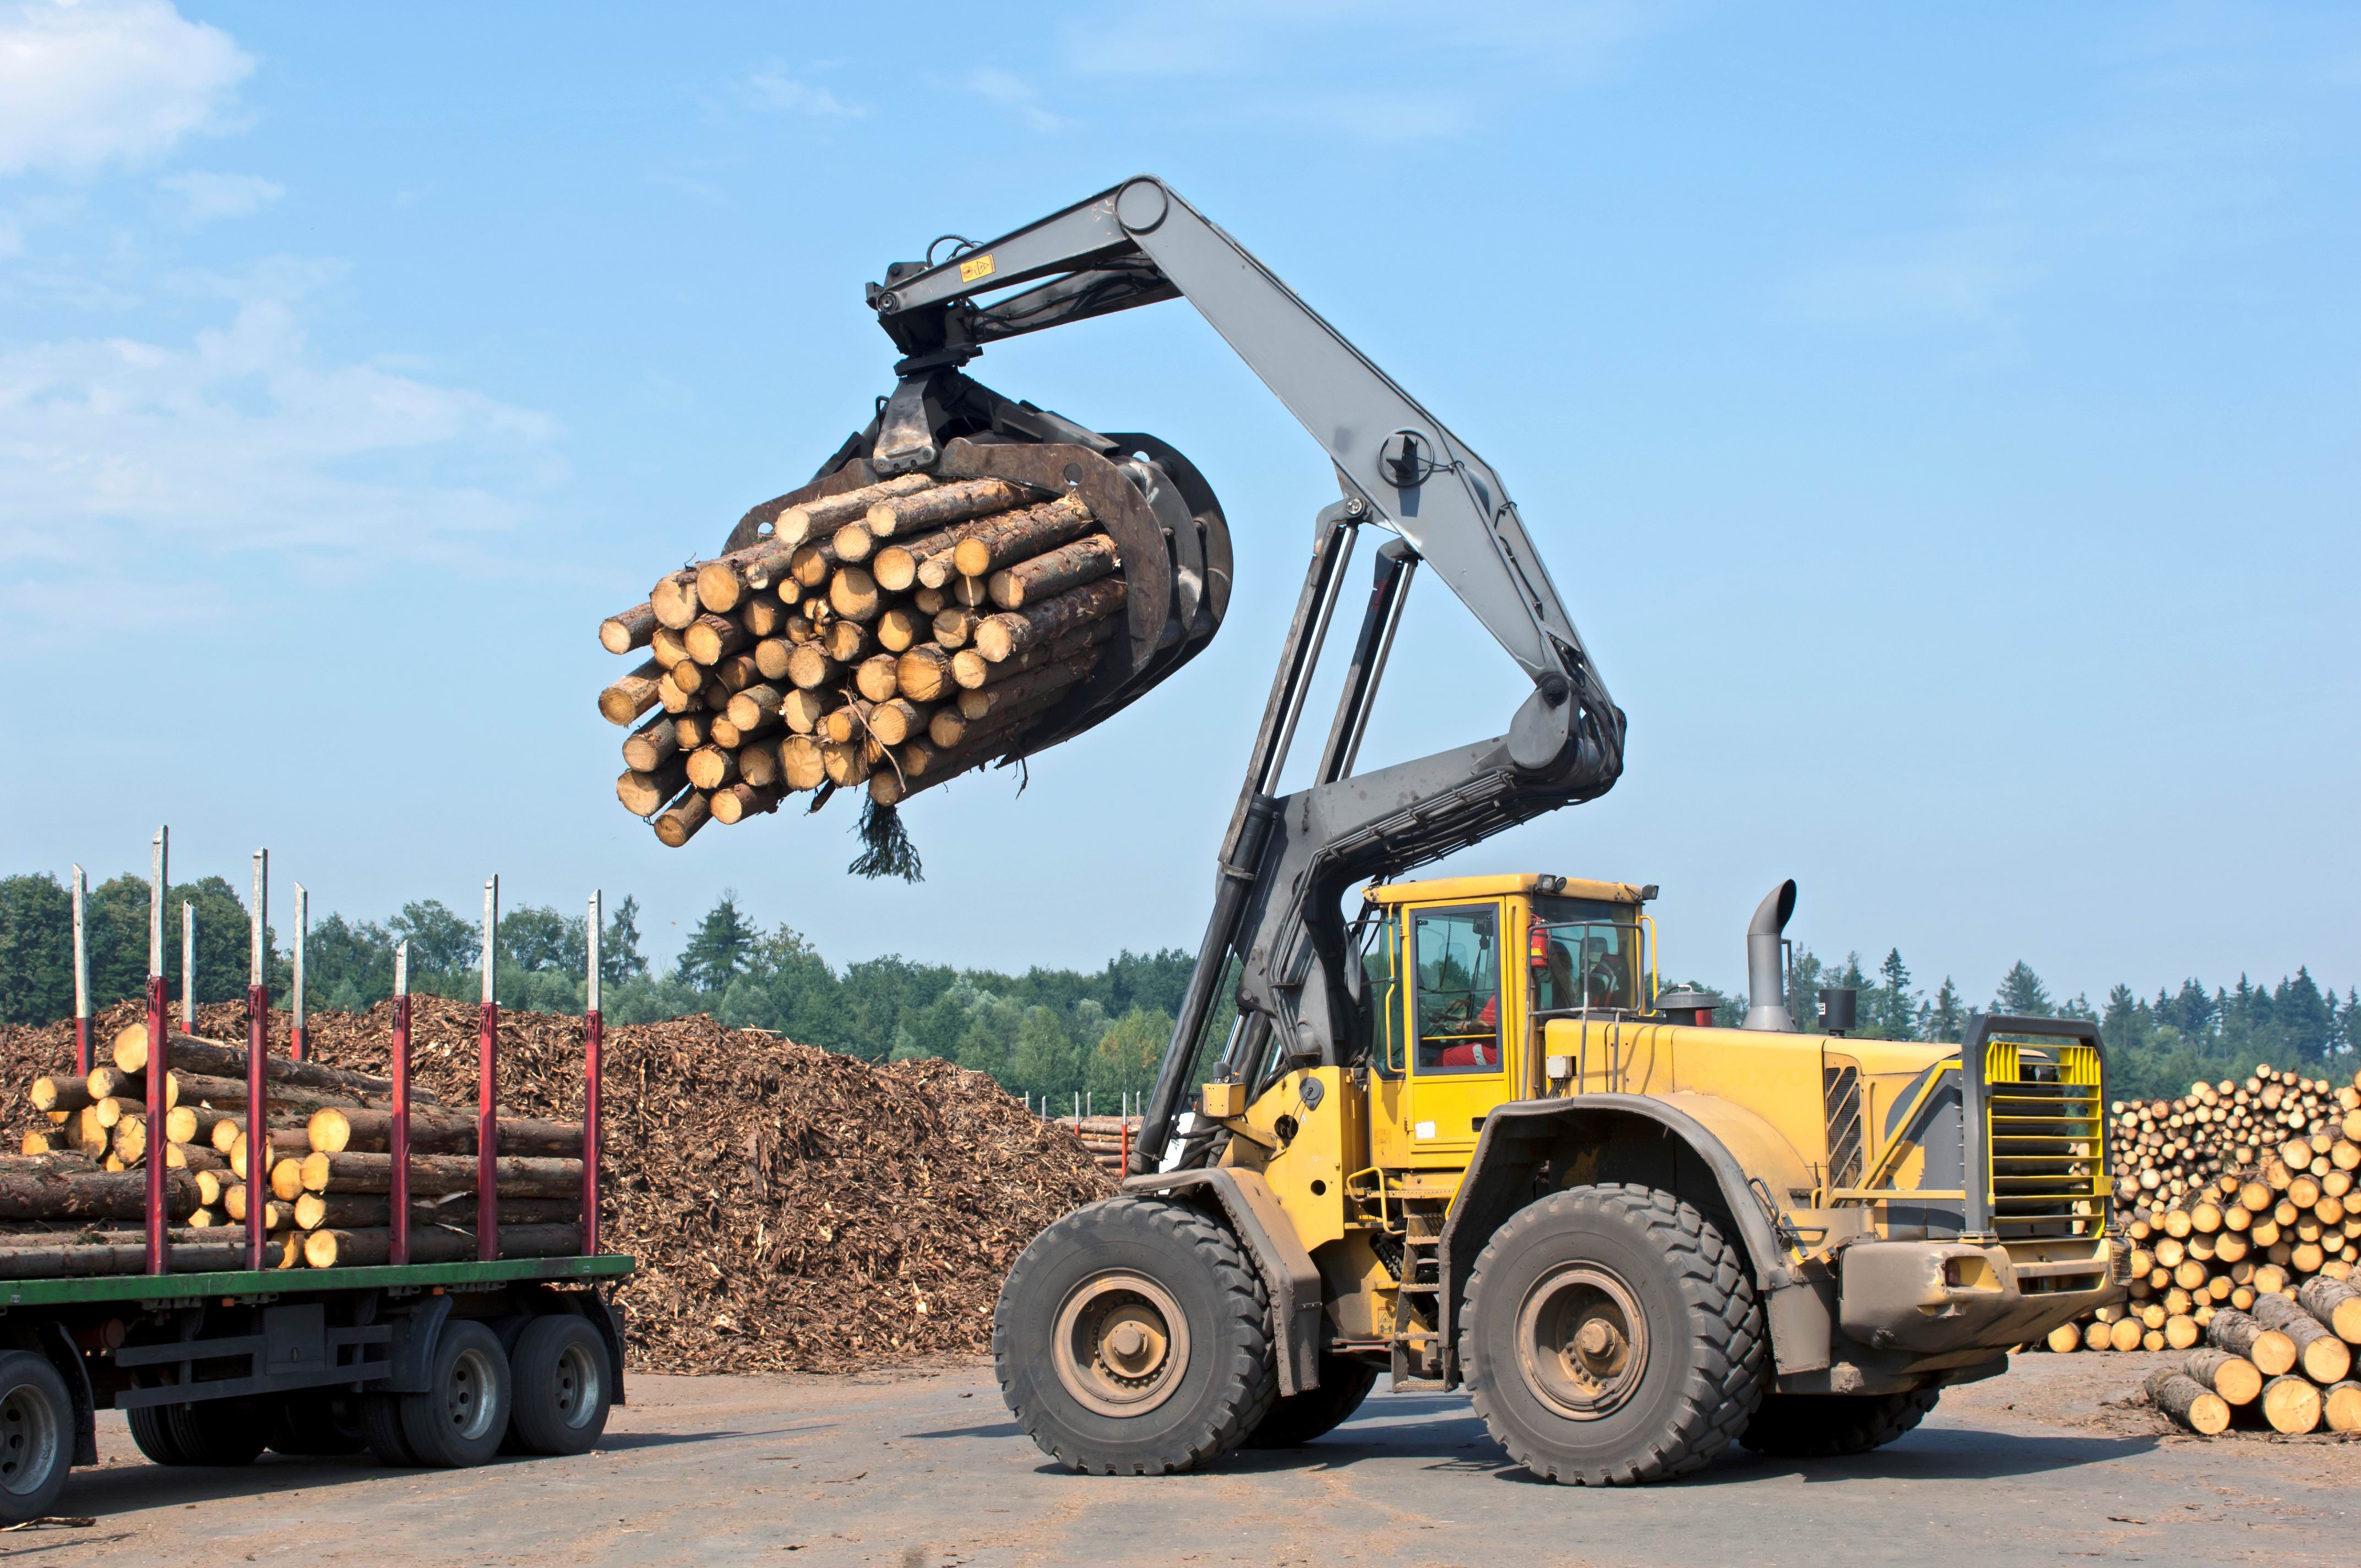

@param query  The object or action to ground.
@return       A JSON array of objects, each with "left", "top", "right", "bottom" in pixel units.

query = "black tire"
[
  {"left": 360, "top": 1393, "right": 417, "bottom": 1467},
  {"left": 1739, "top": 1388, "right": 1941, "bottom": 1458},
  {"left": 395, "top": 1320, "right": 512, "bottom": 1468},
  {"left": 0, "top": 1351, "right": 73, "bottom": 1523},
  {"left": 265, "top": 1393, "right": 365, "bottom": 1457},
  {"left": 1462, "top": 1183, "right": 1766, "bottom": 1485},
  {"left": 994, "top": 1196, "right": 1278, "bottom": 1476},
  {"left": 1242, "top": 1354, "right": 1379, "bottom": 1448},
  {"left": 166, "top": 1398, "right": 266, "bottom": 1466},
  {"left": 507, "top": 1316, "right": 613, "bottom": 1456},
  {"left": 126, "top": 1404, "right": 192, "bottom": 1466}
]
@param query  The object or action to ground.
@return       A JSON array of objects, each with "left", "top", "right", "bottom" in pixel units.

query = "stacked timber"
[
  {"left": 599, "top": 472, "right": 1129, "bottom": 847},
  {"left": 2, "top": 1020, "right": 585, "bottom": 1273},
  {"left": 1065, "top": 1115, "right": 1142, "bottom": 1175},
  {"left": 2036, "top": 1063, "right": 2361, "bottom": 1435}
]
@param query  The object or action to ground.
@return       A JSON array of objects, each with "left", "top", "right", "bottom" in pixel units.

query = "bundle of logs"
[
  {"left": 6, "top": 1023, "right": 586, "bottom": 1275},
  {"left": 1065, "top": 1115, "right": 1141, "bottom": 1175},
  {"left": 597, "top": 473, "right": 1125, "bottom": 847},
  {"left": 2031, "top": 1063, "right": 2361, "bottom": 1435}
]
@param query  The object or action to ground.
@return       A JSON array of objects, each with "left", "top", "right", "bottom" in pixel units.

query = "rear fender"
[{"left": 1437, "top": 1095, "right": 1832, "bottom": 1385}]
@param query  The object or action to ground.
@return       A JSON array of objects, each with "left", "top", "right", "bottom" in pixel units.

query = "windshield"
[{"left": 1530, "top": 896, "right": 1644, "bottom": 1014}]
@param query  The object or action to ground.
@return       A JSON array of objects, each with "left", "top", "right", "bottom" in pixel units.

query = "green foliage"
[
  {"left": 1088, "top": 1006, "right": 1173, "bottom": 1099},
  {"left": 676, "top": 890, "right": 757, "bottom": 993},
  {"left": 0, "top": 874, "right": 71, "bottom": 1025}
]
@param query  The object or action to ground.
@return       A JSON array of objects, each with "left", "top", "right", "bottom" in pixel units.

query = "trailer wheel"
[
  {"left": 265, "top": 1393, "right": 365, "bottom": 1456},
  {"left": 1462, "top": 1183, "right": 1765, "bottom": 1485},
  {"left": 165, "top": 1398, "right": 266, "bottom": 1466},
  {"left": 126, "top": 1404, "right": 192, "bottom": 1466},
  {"left": 508, "top": 1316, "right": 612, "bottom": 1456},
  {"left": 360, "top": 1393, "right": 417, "bottom": 1467},
  {"left": 1738, "top": 1387, "right": 1941, "bottom": 1458},
  {"left": 0, "top": 1351, "right": 72, "bottom": 1523},
  {"left": 1242, "top": 1354, "right": 1379, "bottom": 1448},
  {"left": 395, "top": 1320, "right": 512, "bottom": 1468},
  {"left": 994, "top": 1197, "right": 1277, "bottom": 1476}
]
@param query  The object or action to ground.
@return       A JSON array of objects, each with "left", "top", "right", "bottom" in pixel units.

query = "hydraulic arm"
[{"left": 867, "top": 177, "right": 1626, "bottom": 1172}]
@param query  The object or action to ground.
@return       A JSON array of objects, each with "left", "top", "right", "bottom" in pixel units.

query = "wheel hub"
[
  {"left": 0, "top": 1381, "right": 59, "bottom": 1498},
  {"left": 1515, "top": 1263, "right": 1650, "bottom": 1422},
  {"left": 1052, "top": 1271, "right": 1190, "bottom": 1418}
]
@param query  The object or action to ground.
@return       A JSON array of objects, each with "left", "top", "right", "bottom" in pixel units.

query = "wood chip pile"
[
  {"left": 2036, "top": 1062, "right": 2361, "bottom": 1436},
  {"left": 0, "top": 998, "right": 1113, "bottom": 1373}
]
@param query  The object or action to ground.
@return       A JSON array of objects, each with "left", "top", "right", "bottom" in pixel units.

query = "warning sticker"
[{"left": 959, "top": 254, "right": 996, "bottom": 283}]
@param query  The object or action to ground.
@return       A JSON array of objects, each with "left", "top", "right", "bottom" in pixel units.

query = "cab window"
[
  {"left": 1412, "top": 906, "right": 1501, "bottom": 1075},
  {"left": 1359, "top": 913, "right": 1404, "bottom": 1075},
  {"left": 1530, "top": 897, "right": 1642, "bottom": 1014}
]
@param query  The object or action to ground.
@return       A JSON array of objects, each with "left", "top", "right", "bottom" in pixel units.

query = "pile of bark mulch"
[{"left": 0, "top": 998, "right": 1114, "bottom": 1374}]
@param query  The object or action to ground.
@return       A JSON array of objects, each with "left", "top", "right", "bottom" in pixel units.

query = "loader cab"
[{"left": 1357, "top": 874, "right": 1655, "bottom": 1168}]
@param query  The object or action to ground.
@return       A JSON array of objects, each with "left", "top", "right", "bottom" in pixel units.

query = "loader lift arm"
[{"left": 869, "top": 177, "right": 1625, "bottom": 1172}]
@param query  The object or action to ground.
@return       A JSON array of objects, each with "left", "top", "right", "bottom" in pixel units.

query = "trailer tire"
[
  {"left": 126, "top": 1404, "right": 192, "bottom": 1466},
  {"left": 0, "top": 1351, "right": 73, "bottom": 1522},
  {"left": 1738, "top": 1387, "right": 1941, "bottom": 1458},
  {"left": 1242, "top": 1353, "right": 1379, "bottom": 1448},
  {"left": 361, "top": 1393, "right": 417, "bottom": 1467},
  {"left": 165, "top": 1397, "right": 266, "bottom": 1466},
  {"left": 994, "top": 1196, "right": 1277, "bottom": 1476},
  {"left": 265, "top": 1393, "right": 365, "bottom": 1456},
  {"left": 508, "top": 1316, "right": 612, "bottom": 1456},
  {"left": 1463, "top": 1183, "right": 1765, "bottom": 1485},
  {"left": 396, "top": 1320, "right": 512, "bottom": 1468}
]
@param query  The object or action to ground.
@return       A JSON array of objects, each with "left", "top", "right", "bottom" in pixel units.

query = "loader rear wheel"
[
  {"left": 1243, "top": 1353, "right": 1379, "bottom": 1448},
  {"left": 1463, "top": 1183, "right": 1765, "bottom": 1485},
  {"left": 994, "top": 1197, "right": 1277, "bottom": 1475},
  {"left": 1739, "top": 1387, "right": 1941, "bottom": 1458}
]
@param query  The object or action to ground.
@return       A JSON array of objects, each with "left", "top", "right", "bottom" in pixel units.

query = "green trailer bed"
[{"left": 0, "top": 1251, "right": 633, "bottom": 1309}]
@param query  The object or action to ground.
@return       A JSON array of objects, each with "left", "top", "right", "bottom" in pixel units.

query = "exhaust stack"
[{"left": 1742, "top": 879, "right": 1797, "bottom": 1031}]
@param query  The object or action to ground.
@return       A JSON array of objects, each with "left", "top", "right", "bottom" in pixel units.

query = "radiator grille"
[
  {"left": 1823, "top": 1063, "right": 1864, "bottom": 1191},
  {"left": 1983, "top": 1041, "right": 2106, "bottom": 1240}
]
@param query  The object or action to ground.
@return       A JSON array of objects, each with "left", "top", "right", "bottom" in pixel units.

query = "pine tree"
[
  {"left": 676, "top": 891, "right": 757, "bottom": 993},
  {"left": 601, "top": 895, "right": 649, "bottom": 984},
  {"left": 1923, "top": 977, "right": 1966, "bottom": 1043},
  {"left": 1993, "top": 961, "right": 2052, "bottom": 1016},
  {"left": 1871, "top": 948, "right": 1919, "bottom": 1041}
]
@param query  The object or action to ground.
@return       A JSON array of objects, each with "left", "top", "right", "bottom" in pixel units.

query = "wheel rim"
[
  {"left": 0, "top": 1380, "right": 59, "bottom": 1498},
  {"left": 1514, "top": 1262, "right": 1650, "bottom": 1422},
  {"left": 443, "top": 1347, "right": 502, "bottom": 1442},
  {"left": 550, "top": 1342, "right": 601, "bottom": 1430},
  {"left": 1051, "top": 1271, "right": 1191, "bottom": 1418}
]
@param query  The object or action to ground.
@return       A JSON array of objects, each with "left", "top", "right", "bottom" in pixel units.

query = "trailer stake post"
[
  {"left": 246, "top": 849, "right": 269, "bottom": 1273},
  {"left": 70, "top": 866, "right": 89, "bottom": 1076},
  {"left": 181, "top": 901, "right": 195, "bottom": 1038},
  {"left": 144, "top": 829, "right": 167, "bottom": 1276},
  {"left": 291, "top": 883, "right": 309, "bottom": 1062},
  {"left": 391, "top": 941, "right": 411, "bottom": 1266},
  {"left": 584, "top": 890, "right": 602, "bottom": 1257},
  {"left": 477, "top": 876, "right": 499, "bottom": 1262}
]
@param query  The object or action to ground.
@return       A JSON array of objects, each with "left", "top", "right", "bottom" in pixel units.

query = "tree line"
[{"left": 2, "top": 869, "right": 2351, "bottom": 1106}]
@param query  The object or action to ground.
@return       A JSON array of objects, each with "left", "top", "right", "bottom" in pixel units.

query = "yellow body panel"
[{"left": 1364, "top": 873, "right": 1649, "bottom": 907}]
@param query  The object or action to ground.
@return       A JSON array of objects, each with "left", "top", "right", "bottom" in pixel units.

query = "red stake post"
[
  {"left": 145, "top": 829, "right": 168, "bottom": 1276},
  {"left": 477, "top": 876, "right": 499, "bottom": 1262},
  {"left": 70, "top": 865, "right": 90, "bottom": 1077},
  {"left": 583, "top": 890, "right": 602, "bottom": 1257},
  {"left": 390, "top": 941, "right": 411, "bottom": 1266},
  {"left": 245, "top": 850, "right": 269, "bottom": 1273},
  {"left": 291, "top": 883, "right": 309, "bottom": 1063}
]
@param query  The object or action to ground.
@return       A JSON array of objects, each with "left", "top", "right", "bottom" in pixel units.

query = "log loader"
[{"left": 860, "top": 177, "right": 2125, "bottom": 1484}]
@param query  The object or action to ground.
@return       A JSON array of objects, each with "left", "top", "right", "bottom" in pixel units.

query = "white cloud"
[
  {"left": 156, "top": 168, "right": 281, "bottom": 224},
  {"left": 0, "top": 282, "right": 562, "bottom": 607},
  {"left": 964, "top": 67, "right": 1068, "bottom": 133},
  {"left": 0, "top": 0, "right": 253, "bottom": 177},
  {"left": 745, "top": 66, "right": 866, "bottom": 119}
]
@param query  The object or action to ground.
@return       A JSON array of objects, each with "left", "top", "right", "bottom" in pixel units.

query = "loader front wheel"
[
  {"left": 994, "top": 1197, "right": 1277, "bottom": 1475},
  {"left": 1738, "top": 1387, "right": 1941, "bottom": 1458},
  {"left": 1463, "top": 1183, "right": 1765, "bottom": 1485}
]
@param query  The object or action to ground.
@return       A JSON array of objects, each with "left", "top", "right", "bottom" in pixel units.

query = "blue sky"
[{"left": 2, "top": 2, "right": 2354, "bottom": 1004}]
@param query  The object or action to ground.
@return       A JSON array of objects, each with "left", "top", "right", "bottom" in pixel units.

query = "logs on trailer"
[{"left": 595, "top": 429, "right": 1233, "bottom": 873}]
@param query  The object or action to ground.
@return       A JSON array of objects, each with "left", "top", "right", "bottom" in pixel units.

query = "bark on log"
[
  {"left": 973, "top": 579, "right": 1127, "bottom": 663},
  {"left": 987, "top": 532, "right": 1120, "bottom": 610},
  {"left": 601, "top": 660, "right": 665, "bottom": 728},
  {"left": 928, "top": 678, "right": 1079, "bottom": 749},
  {"left": 2207, "top": 1308, "right": 2298, "bottom": 1375},
  {"left": 622, "top": 714, "right": 681, "bottom": 774},
  {"left": 2145, "top": 1368, "right": 2231, "bottom": 1434},
  {"left": 309, "top": 1107, "right": 584, "bottom": 1158},
  {"left": 2298, "top": 1275, "right": 2361, "bottom": 1343},
  {"left": 932, "top": 607, "right": 980, "bottom": 648},
  {"left": 684, "top": 612, "right": 749, "bottom": 666},
  {"left": 2257, "top": 1374, "right": 2321, "bottom": 1433},
  {"left": 0, "top": 1231, "right": 252, "bottom": 1278},
  {"left": 655, "top": 792, "right": 712, "bottom": 847},
  {"left": 866, "top": 477, "right": 1031, "bottom": 539},
  {"left": 650, "top": 568, "right": 700, "bottom": 630},
  {"left": 2182, "top": 1347, "right": 2262, "bottom": 1404},
  {"left": 29, "top": 1076, "right": 93, "bottom": 1114},
  {"left": 618, "top": 763, "right": 689, "bottom": 818},
  {"left": 298, "top": 1151, "right": 584, "bottom": 1198},
  {"left": 697, "top": 542, "right": 797, "bottom": 614},
  {"left": 779, "top": 473, "right": 933, "bottom": 547},
  {"left": 167, "top": 1072, "right": 362, "bottom": 1119},
  {"left": 2250, "top": 1292, "right": 2353, "bottom": 1383},
  {"left": 600, "top": 602, "right": 657, "bottom": 654},
  {"left": 304, "top": 1221, "right": 584, "bottom": 1270},
  {"left": 950, "top": 618, "right": 1115, "bottom": 693},
  {"left": 949, "top": 494, "right": 1096, "bottom": 580},
  {"left": 0, "top": 1169, "right": 200, "bottom": 1221},
  {"left": 292, "top": 1194, "right": 579, "bottom": 1231},
  {"left": 727, "top": 683, "right": 786, "bottom": 732},
  {"left": 953, "top": 650, "right": 1101, "bottom": 718},
  {"left": 712, "top": 781, "right": 785, "bottom": 824}
]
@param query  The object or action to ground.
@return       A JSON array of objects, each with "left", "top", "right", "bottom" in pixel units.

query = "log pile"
[
  {"left": 1064, "top": 1115, "right": 1142, "bottom": 1175},
  {"left": 0, "top": 996, "right": 1114, "bottom": 1373},
  {"left": 599, "top": 472, "right": 1129, "bottom": 857},
  {"left": 2033, "top": 1062, "right": 2361, "bottom": 1436}
]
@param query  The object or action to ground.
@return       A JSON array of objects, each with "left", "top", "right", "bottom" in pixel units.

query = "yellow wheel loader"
[{"left": 856, "top": 178, "right": 2124, "bottom": 1483}]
